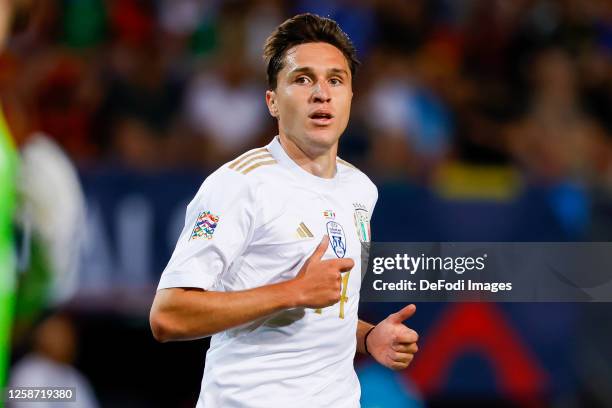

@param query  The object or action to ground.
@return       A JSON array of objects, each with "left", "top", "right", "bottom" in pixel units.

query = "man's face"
[{"left": 266, "top": 42, "right": 353, "bottom": 154}]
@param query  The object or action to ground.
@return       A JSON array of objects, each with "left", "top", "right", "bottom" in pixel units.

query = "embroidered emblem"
[
  {"left": 326, "top": 221, "right": 346, "bottom": 258},
  {"left": 189, "top": 211, "right": 219, "bottom": 240},
  {"left": 353, "top": 205, "right": 371, "bottom": 243}
]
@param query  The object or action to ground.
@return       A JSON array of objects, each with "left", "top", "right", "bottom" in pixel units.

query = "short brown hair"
[{"left": 263, "top": 13, "right": 360, "bottom": 89}]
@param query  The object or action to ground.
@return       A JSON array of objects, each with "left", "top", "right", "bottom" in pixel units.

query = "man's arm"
[
  {"left": 150, "top": 236, "right": 353, "bottom": 342},
  {"left": 356, "top": 320, "right": 375, "bottom": 354},
  {"left": 151, "top": 283, "right": 297, "bottom": 342},
  {"left": 356, "top": 305, "right": 419, "bottom": 370}
]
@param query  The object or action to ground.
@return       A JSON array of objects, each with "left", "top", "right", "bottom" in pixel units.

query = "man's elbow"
[
  {"left": 150, "top": 309, "right": 173, "bottom": 343},
  {"left": 150, "top": 292, "right": 184, "bottom": 342},
  {"left": 150, "top": 288, "right": 211, "bottom": 342}
]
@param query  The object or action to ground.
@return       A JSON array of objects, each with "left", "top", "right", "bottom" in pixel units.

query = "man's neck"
[{"left": 278, "top": 134, "right": 337, "bottom": 179}]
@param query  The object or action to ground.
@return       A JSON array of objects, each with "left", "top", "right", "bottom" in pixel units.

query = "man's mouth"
[{"left": 309, "top": 111, "right": 334, "bottom": 125}]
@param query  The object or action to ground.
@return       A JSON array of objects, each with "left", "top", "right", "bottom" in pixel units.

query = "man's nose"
[{"left": 311, "top": 81, "right": 331, "bottom": 103}]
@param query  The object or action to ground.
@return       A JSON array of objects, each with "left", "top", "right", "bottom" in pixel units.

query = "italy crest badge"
[{"left": 353, "top": 203, "right": 371, "bottom": 243}]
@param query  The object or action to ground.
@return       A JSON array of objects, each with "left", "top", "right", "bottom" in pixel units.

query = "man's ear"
[{"left": 265, "top": 90, "right": 278, "bottom": 118}]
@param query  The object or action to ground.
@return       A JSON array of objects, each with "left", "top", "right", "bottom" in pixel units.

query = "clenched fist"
[{"left": 290, "top": 235, "right": 354, "bottom": 308}]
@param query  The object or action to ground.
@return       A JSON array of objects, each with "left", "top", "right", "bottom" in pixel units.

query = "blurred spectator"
[
  {"left": 9, "top": 133, "right": 86, "bottom": 346},
  {"left": 158, "top": 0, "right": 206, "bottom": 38},
  {"left": 294, "top": 0, "right": 377, "bottom": 59},
  {"left": 374, "top": 0, "right": 431, "bottom": 54},
  {"left": 245, "top": 0, "right": 285, "bottom": 68},
  {"left": 30, "top": 52, "right": 101, "bottom": 161},
  {"left": 61, "top": 0, "right": 106, "bottom": 50},
  {"left": 363, "top": 51, "right": 452, "bottom": 179},
  {"left": 18, "top": 134, "right": 85, "bottom": 305},
  {"left": 9, "top": 313, "right": 99, "bottom": 408},
  {"left": 507, "top": 47, "right": 609, "bottom": 183},
  {"left": 184, "top": 57, "right": 268, "bottom": 163},
  {"left": 109, "top": 114, "right": 162, "bottom": 169},
  {"left": 95, "top": 40, "right": 183, "bottom": 163}
]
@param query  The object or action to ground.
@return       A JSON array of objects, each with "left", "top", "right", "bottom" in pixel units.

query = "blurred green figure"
[
  {"left": 0, "top": 107, "right": 18, "bottom": 389},
  {"left": 0, "top": 1, "right": 85, "bottom": 388},
  {"left": 0, "top": 0, "right": 18, "bottom": 390}
]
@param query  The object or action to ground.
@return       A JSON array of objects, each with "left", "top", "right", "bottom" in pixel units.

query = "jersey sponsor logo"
[
  {"left": 323, "top": 210, "right": 336, "bottom": 219},
  {"left": 353, "top": 206, "right": 371, "bottom": 243},
  {"left": 296, "top": 222, "right": 314, "bottom": 238},
  {"left": 189, "top": 211, "right": 219, "bottom": 240},
  {"left": 326, "top": 221, "right": 347, "bottom": 258}
]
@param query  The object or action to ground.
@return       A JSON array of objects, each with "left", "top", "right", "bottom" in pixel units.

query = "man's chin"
[
  {"left": 280, "top": 128, "right": 341, "bottom": 157},
  {"left": 304, "top": 128, "right": 340, "bottom": 149}
]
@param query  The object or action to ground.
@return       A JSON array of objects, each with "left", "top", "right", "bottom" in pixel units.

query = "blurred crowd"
[{"left": 1, "top": 0, "right": 612, "bottom": 189}]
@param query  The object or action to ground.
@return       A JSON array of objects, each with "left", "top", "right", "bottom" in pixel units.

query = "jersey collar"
[{"left": 267, "top": 136, "right": 339, "bottom": 191}]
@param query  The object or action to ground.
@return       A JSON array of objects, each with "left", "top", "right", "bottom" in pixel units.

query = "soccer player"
[{"left": 150, "top": 13, "right": 419, "bottom": 407}]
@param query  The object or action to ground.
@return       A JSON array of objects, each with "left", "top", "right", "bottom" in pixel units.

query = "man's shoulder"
[
  {"left": 224, "top": 146, "right": 279, "bottom": 176},
  {"left": 337, "top": 156, "right": 377, "bottom": 195},
  {"left": 202, "top": 146, "right": 283, "bottom": 192}
]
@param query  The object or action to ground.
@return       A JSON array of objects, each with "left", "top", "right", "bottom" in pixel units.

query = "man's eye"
[
  {"left": 295, "top": 76, "right": 309, "bottom": 84},
  {"left": 330, "top": 78, "right": 342, "bottom": 85}
]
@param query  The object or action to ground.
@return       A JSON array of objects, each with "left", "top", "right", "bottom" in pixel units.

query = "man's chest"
[
  {"left": 236, "top": 186, "right": 371, "bottom": 318},
  {"left": 227, "top": 185, "right": 370, "bottom": 291},
  {"left": 254, "top": 187, "right": 371, "bottom": 259}
]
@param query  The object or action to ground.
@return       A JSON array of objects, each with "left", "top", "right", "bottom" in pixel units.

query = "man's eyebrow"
[
  {"left": 288, "top": 66, "right": 349, "bottom": 76},
  {"left": 289, "top": 66, "right": 315, "bottom": 76},
  {"left": 328, "top": 68, "right": 349, "bottom": 77}
]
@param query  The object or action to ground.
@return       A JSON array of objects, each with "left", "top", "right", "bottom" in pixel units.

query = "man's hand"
[
  {"left": 366, "top": 304, "right": 419, "bottom": 370},
  {"left": 290, "top": 235, "right": 354, "bottom": 308}
]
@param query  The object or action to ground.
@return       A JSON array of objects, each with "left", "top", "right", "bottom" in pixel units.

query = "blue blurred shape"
[{"left": 357, "top": 362, "right": 424, "bottom": 408}]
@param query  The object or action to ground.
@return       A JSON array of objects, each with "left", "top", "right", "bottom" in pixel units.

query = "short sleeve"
[
  {"left": 370, "top": 183, "right": 379, "bottom": 214},
  {"left": 367, "top": 180, "right": 379, "bottom": 241},
  {"left": 157, "top": 170, "right": 256, "bottom": 290}
]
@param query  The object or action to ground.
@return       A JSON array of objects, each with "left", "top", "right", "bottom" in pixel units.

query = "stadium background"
[{"left": 3, "top": 0, "right": 612, "bottom": 406}]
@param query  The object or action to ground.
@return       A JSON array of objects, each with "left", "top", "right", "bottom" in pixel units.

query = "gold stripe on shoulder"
[
  {"left": 236, "top": 153, "right": 274, "bottom": 171},
  {"left": 337, "top": 157, "right": 357, "bottom": 170},
  {"left": 241, "top": 159, "right": 277, "bottom": 175},
  {"left": 229, "top": 147, "right": 269, "bottom": 169}
]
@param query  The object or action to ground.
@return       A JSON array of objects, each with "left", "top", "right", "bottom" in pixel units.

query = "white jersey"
[{"left": 158, "top": 136, "right": 378, "bottom": 408}]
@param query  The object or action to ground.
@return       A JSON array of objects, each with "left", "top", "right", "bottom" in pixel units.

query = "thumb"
[
  {"left": 310, "top": 235, "right": 329, "bottom": 261},
  {"left": 389, "top": 304, "right": 416, "bottom": 323}
]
